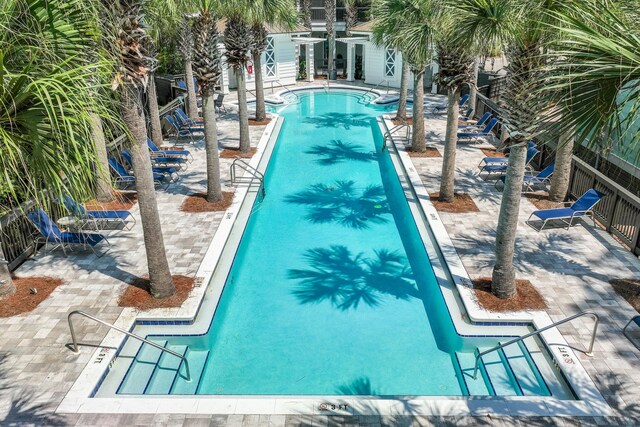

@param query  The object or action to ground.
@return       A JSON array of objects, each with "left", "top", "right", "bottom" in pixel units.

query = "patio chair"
[
  {"left": 214, "top": 94, "right": 227, "bottom": 113},
  {"left": 62, "top": 195, "right": 136, "bottom": 231},
  {"left": 121, "top": 151, "right": 180, "bottom": 182},
  {"left": 459, "top": 107, "right": 474, "bottom": 122},
  {"left": 459, "top": 112, "right": 492, "bottom": 129},
  {"left": 478, "top": 141, "right": 537, "bottom": 168},
  {"left": 147, "top": 138, "right": 193, "bottom": 162},
  {"left": 26, "top": 209, "right": 110, "bottom": 257},
  {"left": 432, "top": 93, "right": 470, "bottom": 115},
  {"left": 108, "top": 158, "right": 167, "bottom": 189},
  {"left": 164, "top": 115, "right": 203, "bottom": 145},
  {"left": 458, "top": 118, "right": 499, "bottom": 144},
  {"left": 479, "top": 146, "right": 540, "bottom": 180},
  {"left": 495, "top": 162, "right": 555, "bottom": 191},
  {"left": 623, "top": 315, "right": 640, "bottom": 350},
  {"left": 175, "top": 107, "right": 204, "bottom": 127},
  {"left": 526, "top": 188, "right": 604, "bottom": 231}
]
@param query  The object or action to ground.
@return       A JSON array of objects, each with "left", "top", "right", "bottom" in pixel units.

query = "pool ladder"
[
  {"left": 230, "top": 158, "right": 266, "bottom": 201},
  {"left": 67, "top": 310, "right": 192, "bottom": 382}
]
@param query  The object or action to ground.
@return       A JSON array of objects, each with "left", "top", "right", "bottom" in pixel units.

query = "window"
[
  {"left": 265, "top": 37, "right": 276, "bottom": 78},
  {"left": 385, "top": 49, "right": 396, "bottom": 77}
]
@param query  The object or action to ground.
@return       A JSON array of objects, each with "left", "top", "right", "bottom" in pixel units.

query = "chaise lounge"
[{"left": 526, "top": 188, "right": 604, "bottom": 231}]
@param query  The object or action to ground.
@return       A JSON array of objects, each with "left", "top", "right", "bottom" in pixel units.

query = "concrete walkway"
[{"left": 0, "top": 88, "right": 639, "bottom": 426}]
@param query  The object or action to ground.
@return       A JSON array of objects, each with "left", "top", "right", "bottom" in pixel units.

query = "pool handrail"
[
  {"left": 67, "top": 310, "right": 191, "bottom": 382},
  {"left": 230, "top": 157, "right": 266, "bottom": 201}
]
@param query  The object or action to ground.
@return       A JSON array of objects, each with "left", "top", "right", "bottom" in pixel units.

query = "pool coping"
[{"left": 57, "top": 86, "right": 610, "bottom": 417}]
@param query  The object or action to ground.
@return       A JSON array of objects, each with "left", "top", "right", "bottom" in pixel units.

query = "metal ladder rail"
[
  {"left": 472, "top": 311, "right": 599, "bottom": 379},
  {"left": 230, "top": 158, "right": 266, "bottom": 200},
  {"left": 383, "top": 123, "right": 411, "bottom": 147},
  {"left": 270, "top": 80, "right": 299, "bottom": 101},
  {"left": 68, "top": 310, "right": 191, "bottom": 382},
  {"left": 362, "top": 80, "right": 390, "bottom": 98}
]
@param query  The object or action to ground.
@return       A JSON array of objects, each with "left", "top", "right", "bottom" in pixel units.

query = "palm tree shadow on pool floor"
[
  {"left": 305, "top": 140, "right": 376, "bottom": 165},
  {"left": 303, "top": 113, "right": 373, "bottom": 130}
]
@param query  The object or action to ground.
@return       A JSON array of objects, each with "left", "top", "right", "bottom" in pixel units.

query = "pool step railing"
[
  {"left": 230, "top": 157, "right": 266, "bottom": 201},
  {"left": 455, "top": 340, "right": 551, "bottom": 397},
  {"left": 471, "top": 311, "right": 599, "bottom": 380},
  {"left": 118, "top": 341, "right": 210, "bottom": 395},
  {"left": 361, "top": 79, "right": 390, "bottom": 102}
]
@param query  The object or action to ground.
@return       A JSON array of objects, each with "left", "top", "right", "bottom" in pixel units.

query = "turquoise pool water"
[{"left": 116, "top": 90, "right": 561, "bottom": 397}]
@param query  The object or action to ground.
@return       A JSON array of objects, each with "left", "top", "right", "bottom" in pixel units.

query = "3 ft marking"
[{"left": 319, "top": 403, "right": 349, "bottom": 411}]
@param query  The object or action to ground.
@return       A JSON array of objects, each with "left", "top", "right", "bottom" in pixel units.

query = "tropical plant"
[
  {"left": 250, "top": 24, "right": 270, "bottom": 122},
  {"left": 192, "top": 1, "right": 224, "bottom": 202},
  {"left": 178, "top": 17, "right": 200, "bottom": 120},
  {"left": 0, "top": 0, "right": 118, "bottom": 296},
  {"left": 301, "top": 0, "right": 312, "bottom": 28},
  {"left": 325, "top": 0, "right": 337, "bottom": 78},
  {"left": 344, "top": 0, "right": 358, "bottom": 36},
  {"left": 105, "top": 0, "right": 175, "bottom": 298}
]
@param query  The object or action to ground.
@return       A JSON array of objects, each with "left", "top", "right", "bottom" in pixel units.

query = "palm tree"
[
  {"left": 435, "top": 18, "right": 475, "bottom": 203},
  {"left": 178, "top": 17, "right": 200, "bottom": 120},
  {"left": 251, "top": 24, "right": 270, "bottom": 122},
  {"left": 0, "top": 0, "right": 116, "bottom": 296},
  {"left": 301, "top": 0, "right": 312, "bottom": 28},
  {"left": 192, "top": 2, "right": 224, "bottom": 202},
  {"left": 325, "top": 0, "right": 337, "bottom": 79},
  {"left": 344, "top": 0, "right": 358, "bottom": 36},
  {"left": 106, "top": 0, "right": 175, "bottom": 298}
]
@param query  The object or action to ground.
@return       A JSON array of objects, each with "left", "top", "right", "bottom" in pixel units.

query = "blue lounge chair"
[
  {"left": 459, "top": 107, "right": 474, "bottom": 122},
  {"left": 459, "top": 112, "right": 492, "bottom": 129},
  {"left": 164, "top": 115, "right": 203, "bottom": 144},
  {"left": 175, "top": 107, "right": 204, "bottom": 127},
  {"left": 458, "top": 118, "right": 499, "bottom": 143},
  {"left": 478, "top": 141, "right": 537, "bottom": 168},
  {"left": 526, "top": 188, "right": 604, "bottom": 231},
  {"left": 147, "top": 138, "right": 193, "bottom": 162},
  {"left": 108, "top": 158, "right": 167, "bottom": 189},
  {"left": 27, "top": 209, "right": 110, "bottom": 257},
  {"left": 432, "top": 93, "right": 470, "bottom": 115},
  {"left": 121, "top": 151, "right": 180, "bottom": 182},
  {"left": 62, "top": 195, "right": 136, "bottom": 231},
  {"left": 479, "top": 146, "right": 540, "bottom": 180},
  {"left": 214, "top": 94, "right": 227, "bottom": 113},
  {"left": 495, "top": 162, "right": 555, "bottom": 191},
  {"left": 623, "top": 315, "right": 640, "bottom": 350}
]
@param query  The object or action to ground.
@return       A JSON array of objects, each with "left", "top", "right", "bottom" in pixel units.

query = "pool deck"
[{"left": 0, "top": 86, "right": 639, "bottom": 426}]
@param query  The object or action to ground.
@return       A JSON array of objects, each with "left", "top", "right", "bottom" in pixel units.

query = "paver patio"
[{"left": 0, "top": 88, "right": 639, "bottom": 426}]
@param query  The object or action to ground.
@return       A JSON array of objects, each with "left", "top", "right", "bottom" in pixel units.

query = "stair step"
[
  {"left": 145, "top": 344, "right": 189, "bottom": 395},
  {"left": 455, "top": 352, "right": 493, "bottom": 396},
  {"left": 171, "top": 350, "right": 210, "bottom": 395},
  {"left": 501, "top": 341, "right": 551, "bottom": 397},
  {"left": 117, "top": 340, "right": 167, "bottom": 394},
  {"left": 481, "top": 349, "right": 522, "bottom": 396}
]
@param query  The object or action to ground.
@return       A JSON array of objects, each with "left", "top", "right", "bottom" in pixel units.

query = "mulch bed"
[
  {"left": 480, "top": 148, "right": 505, "bottom": 158},
  {"left": 472, "top": 278, "right": 547, "bottom": 312},
  {"left": 524, "top": 192, "right": 559, "bottom": 211},
  {"left": 610, "top": 279, "right": 640, "bottom": 313},
  {"left": 85, "top": 191, "right": 137, "bottom": 211},
  {"left": 406, "top": 147, "right": 441, "bottom": 158},
  {"left": 392, "top": 117, "right": 413, "bottom": 126},
  {"left": 118, "top": 275, "right": 195, "bottom": 310},
  {"left": 249, "top": 117, "right": 272, "bottom": 126},
  {"left": 180, "top": 192, "right": 234, "bottom": 213},
  {"left": 219, "top": 147, "right": 257, "bottom": 159},
  {"left": 0, "top": 276, "right": 64, "bottom": 317},
  {"left": 429, "top": 192, "right": 479, "bottom": 213}
]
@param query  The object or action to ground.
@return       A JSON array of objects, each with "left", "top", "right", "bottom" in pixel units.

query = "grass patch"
[
  {"left": 219, "top": 147, "right": 257, "bottom": 159},
  {"left": 610, "top": 279, "right": 640, "bottom": 313},
  {"left": 472, "top": 278, "right": 547, "bottom": 312},
  {"left": 0, "top": 276, "right": 64, "bottom": 317},
  {"left": 180, "top": 192, "right": 234, "bottom": 213},
  {"left": 118, "top": 275, "right": 195, "bottom": 310},
  {"left": 429, "top": 192, "right": 479, "bottom": 213}
]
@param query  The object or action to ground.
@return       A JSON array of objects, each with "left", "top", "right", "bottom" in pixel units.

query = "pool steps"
[
  {"left": 455, "top": 341, "right": 551, "bottom": 397},
  {"left": 118, "top": 341, "right": 210, "bottom": 395}
]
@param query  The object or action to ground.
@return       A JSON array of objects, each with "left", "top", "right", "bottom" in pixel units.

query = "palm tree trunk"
[
  {"left": 439, "top": 87, "right": 461, "bottom": 202},
  {"left": 301, "top": 0, "right": 312, "bottom": 28},
  {"left": 121, "top": 87, "right": 175, "bottom": 299},
  {"left": 236, "top": 68, "right": 251, "bottom": 152},
  {"left": 0, "top": 244, "right": 15, "bottom": 297},
  {"left": 148, "top": 73, "right": 164, "bottom": 147},
  {"left": 90, "top": 113, "right": 114, "bottom": 203},
  {"left": 184, "top": 60, "right": 199, "bottom": 120},
  {"left": 325, "top": 0, "right": 336, "bottom": 78},
  {"left": 396, "top": 60, "right": 410, "bottom": 121},
  {"left": 202, "top": 92, "right": 223, "bottom": 202},
  {"left": 468, "top": 59, "right": 479, "bottom": 113},
  {"left": 548, "top": 130, "right": 574, "bottom": 202},
  {"left": 411, "top": 69, "right": 426, "bottom": 152},
  {"left": 491, "top": 142, "right": 527, "bottom": 299},
  {"left": 253, "top": 51, "right": 266, "bottom": 122}
]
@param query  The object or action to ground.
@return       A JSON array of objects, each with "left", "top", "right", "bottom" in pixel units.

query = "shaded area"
[
  {"left": 429, "top": 192, "right": 479, "bottom": 213},
  {"left": 285, "top": 181, "right": 390, "bottom": 230},
  {"left": 305, "top": 140, "right": 375, "bottom": 165},
  {"left": 610, "top": 279, "right": 640, "bottom": 312},
  {"left": 118, "top": 274, "right": 195, "bottom": 310},
  {"left": 335, "top": 376, "right": 377, "bottom": 395},
  {"left": 525, "top": 191, "right": 560, "bottom": 210},
  {"left": 303, "top": 113, "right": 372, "bottom": 130},
  {"left": 288, "top": 245, "right": 418, "bottom": 311},
  {"left": 180, "top": 192, "right": 234, "bottom": 213},
  {"left": 0, "top": 276, "right": 64, "bottom": 317},
  {"left": 472, "top": 278, "right": 547, "bottom": 312}
]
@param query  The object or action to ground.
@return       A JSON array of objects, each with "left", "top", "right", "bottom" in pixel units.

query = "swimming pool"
[{"left": 95, "top": 90, "right": 573, "bottom": 399}]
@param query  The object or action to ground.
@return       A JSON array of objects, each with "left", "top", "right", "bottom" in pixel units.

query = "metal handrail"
[
  {"left": 363, "top": 79, "right": 390, "bottom": 97},
  {"left": 270, "top": 80, "right": 299, "bottom": 101},
  {"left": 230, "top": 158, "right": 266, "bottom": 200},
  {"left": 68, "top": 310, "right": 191, "bottom": 382},
  {"left": 472, "top": 311, "right": 599, "bottom": 379}
]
